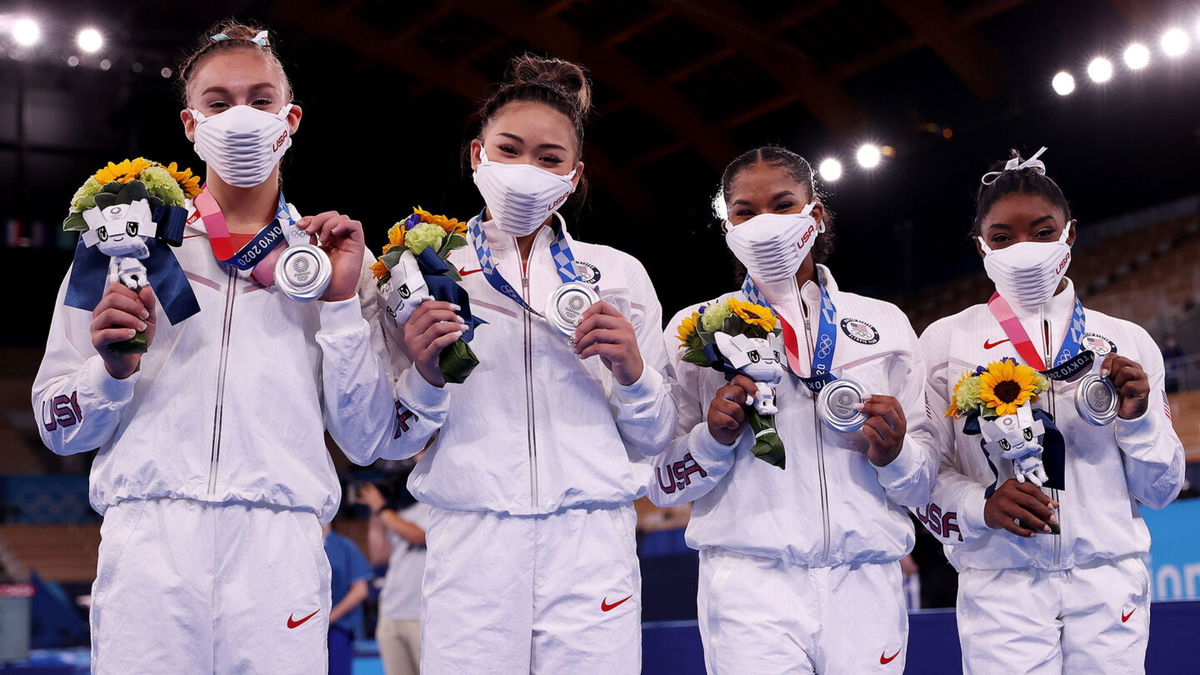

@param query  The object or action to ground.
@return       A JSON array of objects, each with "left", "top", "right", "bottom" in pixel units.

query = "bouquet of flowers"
[
  {"left": 62, "top": 158, "right": 202, "bottom": 352},
  {"left": 677, "top": 297, "right": 788, "bottom": 468},
  {"left": 372, "top": 208, "right": 484, "bottom": 384},
  {"left": 947, "top": 358, "right": 1064, "bottom": 513}
]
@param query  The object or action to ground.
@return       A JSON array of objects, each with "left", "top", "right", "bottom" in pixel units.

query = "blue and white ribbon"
[{"left": 468, "top": 210, "right": 585, "bottom": 316}]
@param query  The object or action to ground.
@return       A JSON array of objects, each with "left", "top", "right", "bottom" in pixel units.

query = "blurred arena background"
[{"left": 1, "top": 0, "right": 1199, "bottom": 672}]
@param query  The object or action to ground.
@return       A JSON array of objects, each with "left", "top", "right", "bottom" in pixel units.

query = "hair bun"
[{"left": 509, "top": 54, "right": 591, "bottom": 117}]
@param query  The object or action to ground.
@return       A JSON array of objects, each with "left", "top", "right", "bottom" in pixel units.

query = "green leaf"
[
  {"left": 439, "top": 339, "right": 480, "bottom": 384},
  {"left": 443, "top": 233, "right": 468, "bottom": 251},
  {"left": 681, "top": 347, "right": 710, "bottom": 367},
  {"left": 63, "top": 213, "right": 88, "bottom": 232},
  {"left": 445, "top": 266, "right": 462, "bottom": 282},
  {"left": 746, "top": 408, "right": 786, "bottom": 469},
  {"left": 108, "top": 330, "right": 149, "bottom": 355}
]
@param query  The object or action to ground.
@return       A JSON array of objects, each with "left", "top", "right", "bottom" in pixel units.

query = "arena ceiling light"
[
  {"left": 12, "top": 17, "right": 41, "bottom": 46},
  {"left": 1051, "top": 71, "right": 1076, "bottom": 95},
  {"left": 855, "top": 144, "right": 882, "bottom": 169},
  {"left": 1161, "top": 27, "right": 1189, "bottom": 57},
  {"left": 77, "top": 28, "right": 103, "bottom": 54},
  {"left": 1087, "top": 57, "right": 1113, "bottom": 83},
  {"left": 1123, "top": 43, "right": 1150, "bottom": 70},
  {"left": 818, "top": 158, "right": 843, "bottom": 182}
]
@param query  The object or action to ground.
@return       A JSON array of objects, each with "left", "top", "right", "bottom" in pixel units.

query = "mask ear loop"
[{"left": 1060, "top": 219, "right": 1075, "bottom": 243}]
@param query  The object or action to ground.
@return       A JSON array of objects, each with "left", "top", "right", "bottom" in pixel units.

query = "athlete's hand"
[
  {"left": 402, "top": 300, "right": 465, "bottom": 388},
  {"left": 1099, "top": 353, "right": 1150, "bottom": 420},
  {"left": 91, "top": 283, "right": 156, "bottom": 379},
  {"left": 574, "top": 301, "right": 644, "bottom": 386},
  {"left": 706, "top": 375, "right": 758, "bottom": 446},
  {"left": 983, "top": 479, "right": 1059, "bottom": 537},
  {"left": 857, "top": 395, "right": 906, "bottom": 467},
  {"left": 298, "top": 211, "right": 364, "bottom": 302},
  {"left": 355, "top": 483, "right": 387, "bottom": 512}
]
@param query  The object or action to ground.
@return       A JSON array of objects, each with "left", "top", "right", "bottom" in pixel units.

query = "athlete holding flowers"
[
  {"left": 32, "top": 21, "right": 397, "bottom": 673},
  {"left": 916, "top": 148, "right": 1184, "bottom": 674},
  {"left": 652, "top": 146, "right": 936, "bottom": 673},
  {"left": 385, "top": 55, "right": 674, "bottom": 673}
]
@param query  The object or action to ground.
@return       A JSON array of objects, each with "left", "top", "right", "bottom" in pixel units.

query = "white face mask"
[
  {"left": 724, "top": 203, "right": 820, "bottom": 284},
  {"left": 189, "top": 104, "right": 294, "bottom": 188},
  {"left": 978, "top": 222, "right": 1072, "bottom": 311},
  {"left": 473, "top": 146, "right": 577, "bottom": 237}
]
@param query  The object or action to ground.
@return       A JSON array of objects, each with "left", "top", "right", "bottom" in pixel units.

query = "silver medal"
[
  {"left": 817, "top": 378, "right": 867, "bottom": 432},
  {"left": 547, "top": 281, "right": 600, "bottom": 337},
  {"left": 1075, "top": 372, "right": 1119, "bottom": 426},
  {"left": 273, "top": 243, "right": 332, "bottom": 302}
]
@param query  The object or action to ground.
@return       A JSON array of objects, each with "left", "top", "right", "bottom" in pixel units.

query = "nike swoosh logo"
[
  {"left": 458, "top": 267, "right": 482, "bottom": 276},
  {"left": 601, "top": 595, "right": 633, "bottom": 612},
  {"left": 880, "top": 649, "right": 901, "bottom": 664},
  {"left": 1121, "top": 609, "right": 1135, "bottom": 623},
  {"left": 287, "top": 609, "right": 319, "bottom": 629},
  {"left": 983, "top": 338, "right": 1010, "bottom": 349}
]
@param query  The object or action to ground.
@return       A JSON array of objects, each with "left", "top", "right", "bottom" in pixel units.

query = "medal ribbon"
[
  {"left": 468, "top": 210, "right": 584, "bottom": 317},
  {"left": 742, "top": 278, "right": 838, "bottom": 393},
  {"left": 987, "top": 292, "right": 1092, "bottom": 381},
  {"left": 193, "top": 188, "right": 294, "bottom": 272}
]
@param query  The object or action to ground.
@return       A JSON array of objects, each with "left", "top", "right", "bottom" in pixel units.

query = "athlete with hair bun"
[{"left": 386, "top": 55, "right": 674, "bottom": 673}]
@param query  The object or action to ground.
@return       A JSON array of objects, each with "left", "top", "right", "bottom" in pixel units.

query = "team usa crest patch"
[
  {"left": 573, "top": 260, "right": 601, "bottom": 284},
  {"left": 1081, "top": 333, "right": 1117, "bottom": 356},
  {"left": 840, "top": 318, "right": 880, "bottom": 345}
]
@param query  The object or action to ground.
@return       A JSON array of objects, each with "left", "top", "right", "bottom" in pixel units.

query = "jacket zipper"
[
  {"left": 799, "top": 279, "right": 832, "bottom": 563},
  {"left": 1041, "top": 313, "right": 1062, "bottom": 566},
  {"left": 207, "top": 266, "right": 237, "bottom": 494},
  {"left": 520, "top": 252, "right": 539, "bottom": 509}
]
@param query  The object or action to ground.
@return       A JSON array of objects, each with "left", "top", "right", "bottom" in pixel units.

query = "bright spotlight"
[
  {"left": 856, "top": 144, "right": 882, "bottom": 169},
  {"left": 818, "top": 158, "right": 843, "bottom": 182},
  {"left": 1123, "top": 43, "right": 1150, "bottom": 69},
  {"left": 1051, "top": 71, "right": 1075, "bottom": 96},
  {"left": 1087, "top": 57, "right": 1113, "bottom": 83},
  {"left": 12, "top": 18, "right": 40, "bottom": 46},
  {"left": 1161, "top": 28, "right": 1189, "bottom": 57},
  {"left": 77, "top": 28, "right": 103, "bottom": 53}
]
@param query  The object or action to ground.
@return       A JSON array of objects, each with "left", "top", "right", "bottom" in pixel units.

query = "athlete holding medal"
[
  {"left": 916, "top": 148, "right": 1185, "bottom": 674},
  {"left": 387, "top": 55, "right": 674, "bottom": 673},
  {"left": 32, "top": 22, "right": 399, "bottom": 673},
  {"left": 650, "top": 147, "right": 936, "bottom": 673}
]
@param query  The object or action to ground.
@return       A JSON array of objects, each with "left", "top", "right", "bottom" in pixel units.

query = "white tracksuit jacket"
[
  {"left": 650, "top": 266, "right": 936, "bottom": 566},
  {"left": 915, "top": 278, "right": 1185, "bottom": 571},
  {"left": 385, "top": 216, "right": 675, "bottom": 515},
  {"left": 33, "top": 202, "right": 398, "bottom": 523}
]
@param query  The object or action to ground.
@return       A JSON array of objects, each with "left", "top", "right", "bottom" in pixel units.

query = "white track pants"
[
  {"left": 698, "top": 549, "right": 908, "bottom": 674},
  {"left": 90, "top": 498, "right": 331, "bottom": 674},
  {"left": 420, "top": 504, "right": 641, "bottom": 674},
  {"left": 957, "top": 556, "right": 1150, "bottom": 674}
]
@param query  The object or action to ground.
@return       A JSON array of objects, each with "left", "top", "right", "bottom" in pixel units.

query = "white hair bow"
[
  {"left": 210, "top": 30, "right": 270, "bottom": 47},
  {"left": 981, "top": 146, "right": 1048, "bottom": 185}
]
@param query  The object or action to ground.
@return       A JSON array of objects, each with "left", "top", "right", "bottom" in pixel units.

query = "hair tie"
[
  {"left": 981, "top": 146, "right": 1048, "bottom": 185},
  {"left": 209, "top": 30, "right": 270, "bottom": 47}
]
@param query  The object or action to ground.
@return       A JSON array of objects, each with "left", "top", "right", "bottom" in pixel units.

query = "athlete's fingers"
[
  {"left": 1012, "top": 480, "right": 1054, "bottom": 506},
  {"left": 93, "top": 328, "right": 139, "bottom": 348},
  {"left": 91, "top": 308, "right": 147, "bottom": 333},
  {"left": 1010, "top": 491, "right": 1056, "bottom": 522},
  {"left": 573, "top": 328, "right": 624, "bottom": 353},
  {"left": 580, "top": 300, "right": 623, "bottom": 320},
  {"left": 94, "top": 291, "right": 149, "bottom": 320}
]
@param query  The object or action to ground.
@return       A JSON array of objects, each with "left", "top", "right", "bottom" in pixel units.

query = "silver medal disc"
[
  {"left": 547, "top": 281, "right": 600, "bottom": 337},
  {"left": 1075, "top": 372, "right": 1119, "bottom": 426},
  {"left": 273, "top": 244, "right": 332, "bottom": 302},
  {"left": 817, "top": 378, "right": 868, "bottom": 432}
]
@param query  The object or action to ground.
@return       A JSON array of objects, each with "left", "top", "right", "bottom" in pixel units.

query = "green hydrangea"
[
  {"left": 139, "top": 165, "right": 185, "bottom": 207},
  {"left": 954, "top": 375, "right": 984, "bottom": 412},
  {"left": 700, "top": 300, "right": 732, "bottom": 332},
  {"left": 69, "top": 177, "right": 103, "bottom": 213},
  {"left": 1032, "top": 371, "right": 1050, "bottom": 394},
  {"left": 405, "top": 222, "right": 446, "bottom": 254}
]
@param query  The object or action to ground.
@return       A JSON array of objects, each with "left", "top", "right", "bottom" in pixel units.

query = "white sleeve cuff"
[
  {"left": 399, "top": 365, "right": 450, "bottom": 414},
  {"left": 1115, "top": 408, "right": 1156, "bottom": 446},
  {"left": 318, "top": 296, "right": 367, "bottom": 334},
  {"left": 959, "top": 485, "right": 990, "bottom": 539},
  {"left": 84, "top": 355, "right": 139, "bottom": 402},
  {"left": 688, "top": 421, "right": 739, "bottom": 468},
  {"left": 873, "top": 440, "right": 921, "bottom": 488},
  {"left": 613, "top": 364, "right": 663, "bottom": 404}
]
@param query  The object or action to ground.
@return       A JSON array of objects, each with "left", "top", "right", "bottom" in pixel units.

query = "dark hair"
[
  {"left": 178, "top": 20, "right": 291, "bottom": 105},
  {"left": 720, "top": 146, "right": 836, "bottom": 263},
  {"left": 475, "top": 54, "right": 592, "bottom": 155},
  {"left": 972, "top": 150, "right": 1071, "bottom": 236}
]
